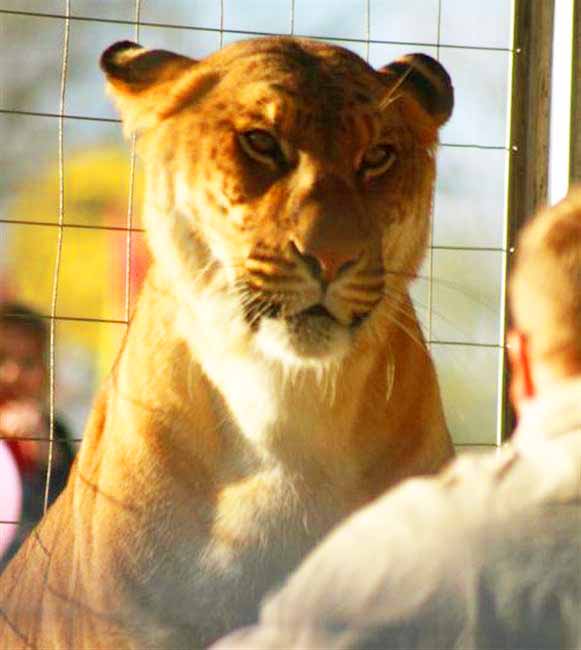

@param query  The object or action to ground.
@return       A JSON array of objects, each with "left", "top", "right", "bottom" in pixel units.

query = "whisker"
[
  {"left": 385, "top": 340, "right": 395, "bottom": 402},
  {"left": 387, "top": 314, "right": 425, "bottom": 350},
  {"left": 379, "top": 299, "right": 426, "bottom": 350},
  {"left": 379, "top": 63, "right": 413, "bottom": 111},
  {"left": 384, "top": 269, "right": 498, "bottom": 312},
  {"left": 381, "top": 286, "right": 458, "bottom": 333}
]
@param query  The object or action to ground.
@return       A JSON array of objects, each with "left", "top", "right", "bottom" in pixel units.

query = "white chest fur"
[
  {"left": 200, "top": 337, "right": 342, "bottom": 451},
  {"left": 178, "top": 289, "right": 357, "bottom": 453}
]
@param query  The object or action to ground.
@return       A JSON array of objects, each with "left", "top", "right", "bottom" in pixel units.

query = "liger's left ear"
[
  {"left": 100, "top": 41, "right": 215, "bottom": 135},
  {"left": 378, "top": 53, "right": 454, "bottom": 129}
]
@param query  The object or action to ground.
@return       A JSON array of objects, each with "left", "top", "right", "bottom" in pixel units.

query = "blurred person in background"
[
  {"left": 0, "top": 302, "right": 75, "bottom": 569},
  {"left": 0, "top": 438, "right": 22, "bottom": 562},
  {"left": 214, "top": 188, "right": 581, "bottom": 650}
]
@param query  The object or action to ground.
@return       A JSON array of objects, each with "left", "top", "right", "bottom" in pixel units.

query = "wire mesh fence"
[{"left": 0, "top": 1, "right": 516, "bottom": 541}]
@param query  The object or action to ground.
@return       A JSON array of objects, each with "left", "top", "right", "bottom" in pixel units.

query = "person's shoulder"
[
  {"left": 437, "top": 446, "right": 518, "bottom": 491},
  {"left": 387, "top": 446, "right": 519, "bottom": 513}
]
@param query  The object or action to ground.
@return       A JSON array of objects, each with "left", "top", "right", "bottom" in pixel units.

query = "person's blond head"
[{"left": 509, "top": 187, "right": 581, "bottom": 374}]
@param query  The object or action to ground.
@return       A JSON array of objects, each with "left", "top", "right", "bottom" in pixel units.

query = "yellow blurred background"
[{"left": 2, "top": 147, "right": 149, "bottom": 435}]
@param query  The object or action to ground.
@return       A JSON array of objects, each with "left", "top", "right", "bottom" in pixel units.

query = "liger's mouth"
[
  {"left": 297, "top": 304, "right": 335, "bottom": 320},
  {"left": 291, "top": 303, "right": 365, "bottom": 330},
  {"left": 242, "top": 298, "right": 335, "bottom": 325},
  {"left": 242, "top": 295, "right": 366, "bottom": 331}
]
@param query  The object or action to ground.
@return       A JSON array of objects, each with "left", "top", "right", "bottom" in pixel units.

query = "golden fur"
[{"left": 0, "top": 37, "right": 454, "bottom": 648}]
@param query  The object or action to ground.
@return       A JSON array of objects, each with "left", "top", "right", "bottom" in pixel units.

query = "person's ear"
[{"left": 507, "top": 329, "right": 535, "bottom": 417}]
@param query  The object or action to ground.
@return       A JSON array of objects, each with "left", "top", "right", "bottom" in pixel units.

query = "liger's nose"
[{"left": 290, "top": 241, "right": 360, "bottom": 284}]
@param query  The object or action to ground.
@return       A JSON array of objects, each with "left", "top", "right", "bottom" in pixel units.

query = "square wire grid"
[{"left": 0, "top": 0, "right": 515, "bottom": 534}]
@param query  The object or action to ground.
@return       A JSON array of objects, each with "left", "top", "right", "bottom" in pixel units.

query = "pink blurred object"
[{"left": 0, "top": 439, "right": 22, "bottom": 559}]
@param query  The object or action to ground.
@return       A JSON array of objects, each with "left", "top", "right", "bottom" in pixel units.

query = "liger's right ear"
[
  {"left": 100, "top": 41, "right": 194, "bottom": 92},
  {"left": 100, "top": 41, "right": 203, "bottom": 135}
]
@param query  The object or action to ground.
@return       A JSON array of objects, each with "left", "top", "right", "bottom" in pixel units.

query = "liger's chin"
[{"left": 254, "top": 309, "right": 353, "bottom": 367}]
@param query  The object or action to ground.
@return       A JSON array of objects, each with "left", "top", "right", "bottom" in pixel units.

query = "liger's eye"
[
  {"left": 360, "top": 144, "right": 397, "bottom": 178},
  {"left": 239, "top": 130, "right": 283, "bottom": 166}
]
